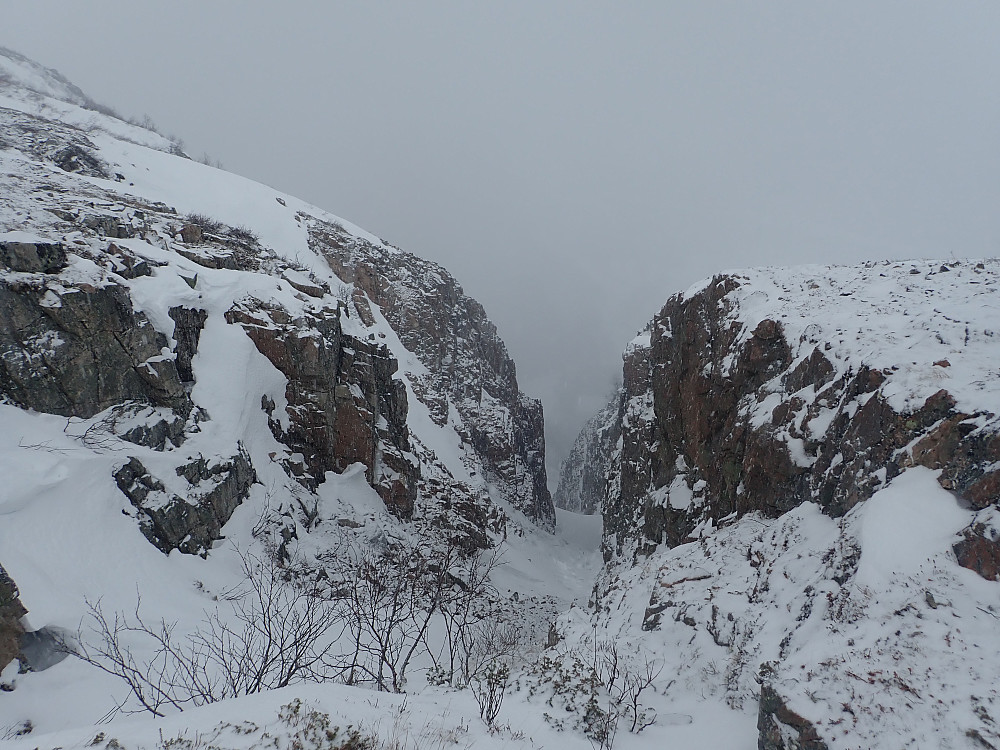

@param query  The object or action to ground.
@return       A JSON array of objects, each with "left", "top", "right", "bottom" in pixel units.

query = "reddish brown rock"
[
  {"left": 954, "top": 523, "right": 1000, "bottom": 581},
  {"left": 598, "top": 274, "right": 1000, "bottom": 558},
  {"left": 0, "top": 565, "right": 26, "bottom": 673},
  {"left": 309, "top": 221, "right": 553, "bottom": 526},
  {"left": 226, "top": 298, "right": 419, "bottom": 518},
  {"left": 758, "top": 683, "right": 829, "bottom": 750}
]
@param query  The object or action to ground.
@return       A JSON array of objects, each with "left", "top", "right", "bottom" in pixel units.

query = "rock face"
[
  {"left": 575, "top": 262, "right": 1000, "bottom": 749},
  {"left": 114, "top": 448, "right": 257, "bottom": 555},
  {"left": 0, "top": 276, "right": 188, "bottom": 419},
  {"left": 0, "top": 239, "right": 68, "bottom": 273},
  {"left": 599, "top": 265, "right": 1000, "bottom": 558},
  {"left": 168, "top": 306, "right": 207, "bottom": 383},
  {"left": 953, "top": 510, "right": 1000, "bottom": 581},
  {"left": 225, "top": 298, "right": 419, "bottom": 517},
  {"left": 553, "top": 395, "right": 619, "bottom": 514},
  {"left": 0, "top": 46, "right": 552, "bottom": 572},
  {"left": 0, "top": 565, "right": 26, "bottom": 674},
  {"left": 312, "top": 221, "right": 554, "bottom": 526}
]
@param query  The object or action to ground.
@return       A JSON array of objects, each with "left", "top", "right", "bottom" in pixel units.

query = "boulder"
[
  {"left": 0, "top": 240, "right": 67, "bottom": 273},
  {"left": 114, "top": 447, "right": 256, "bottom": 555}
]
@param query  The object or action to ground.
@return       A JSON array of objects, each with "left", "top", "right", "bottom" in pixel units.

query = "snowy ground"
[
  {"left": 696, "top": 260, "right": 1000, "bottom": 419},
  {"left": 583, "top": 467, "right": 1000, "bottom": 749}
]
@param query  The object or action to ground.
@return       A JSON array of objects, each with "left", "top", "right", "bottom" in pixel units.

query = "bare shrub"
[
  {"left": 74, "top": 548, "right": 347, "bottom": 715},
  {"left": 154, "top": 699, "right": 377, "bottom": 750},
  {"left": 428, "top": 546, "right": 510, "bottom": 686},
  {"left": 227, "top": 225, "right": 259, "bottom": 245},
  {"left": 528, "top": 636, "right": 664, "bottom": 748},
  {"left": 336, "top": 541, "right": 459, "bottom": 693},
  {"left": 74, "top": 522, "right": 517, "bottom": 718},
  {"left": 470, "top": 660, "right": 510, "bottom": 727},
  {"left": 184, "top": 213, "right": 226, "bottom": 236}
]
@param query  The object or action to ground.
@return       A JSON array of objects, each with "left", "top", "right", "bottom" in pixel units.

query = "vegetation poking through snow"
[
  {"left": 521, "top": 633, "right": 664, "bottom": 747},
  {"left": 153, "top": 700, "right": 377, "bottom": 750},
  {"left": 72, "top": 537, "right": 528, "bottom": 718}
]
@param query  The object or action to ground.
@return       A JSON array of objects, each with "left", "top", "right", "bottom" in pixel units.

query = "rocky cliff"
[
  {"left": 0, "top": 49, "right": 552, "bottom": 677},
  {"left": 600, "top": 263, "right": 1000, "bottom": 558},
  {"left": 553, "top": 395, "right": 619, "bottom": 514},
  {"left": 568, "top": 261, "right": 1000, "bottom": 749},
  {"left": 310, "top": 221, "right": 553, "bottom": 526}
]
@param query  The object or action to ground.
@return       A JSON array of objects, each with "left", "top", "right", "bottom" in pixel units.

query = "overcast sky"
[{"left": 4, "top": 2, "right": 1000, "bottom": 481}]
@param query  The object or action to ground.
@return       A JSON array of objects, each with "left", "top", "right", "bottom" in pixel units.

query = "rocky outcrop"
[
  {"left": 580, "top": 262, "right": 1000, "bottom": 750},
  {"left": 168, "top": 306, "right": 207, "bottom": 383},
  {"left": 554, "top": 394, "right": 619, "bottom": 514},
  {"left": 600, "top": 265, "right": 1000, "bottom": 557},
  {"left": 757, "top": 683, "right": 828, "bottom": 750},
  {"left": 0, "top": 276, "right": 187, "bottom": 419},
  {"left": 954, "top": 512, "right": 1000, "bottom": 581},
  {"left": 0, "top": 565, "right": 26, "bottom": 673},
  {"left": 310, "top": 221, "right": 554, "bottom": 526},
  {"left": 0, "top": 45, "right": 553, "bottom": 582},
  {"left": 114, "top": 447, "right": 256, "bottom": 555},
  {"left": 0, "top": 239, "right": 68, "bottom": 274},
  {"left": 225, "top": 298, "right": 419, "bottom": 517}
]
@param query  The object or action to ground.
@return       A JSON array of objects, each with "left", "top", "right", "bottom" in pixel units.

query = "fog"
[{"left": 4, "top": 2, "right": 1000, "bottom": 481}]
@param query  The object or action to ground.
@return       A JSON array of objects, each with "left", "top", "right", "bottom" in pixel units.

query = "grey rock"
[
  {"left": 53, "top": 143, "right": 106, "bottom": 177},
  {"left": 19, "top": 627, "right": 70, "bottom": 672},
  {"left": 114, "top": 446, "right": 256, "bottom": 555},
  {"left": 179, "top": 223, "right": 203, "bottom": 244},
  {"left": 0, "top": 240, "right": 67, "bottom": 273},
  {"left": 168, "top": 306, "right": 208, "bottom": 383},
  {"left": 312, "top": 220, "right": 554, "bottom": 526},
  {"left": 554, "top": 394, "right": 619, "bottom": 514},
  {"left": 0, "top": 279, "right": 187, "bottom": 418}
]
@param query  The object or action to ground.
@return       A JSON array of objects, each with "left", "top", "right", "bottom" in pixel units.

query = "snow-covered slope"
[
  {"left": 0, "top": 47, "right": 566, "bottom": 740},
  {"left": 568, "top": 261, "right": 1000, "bottom": 748}
]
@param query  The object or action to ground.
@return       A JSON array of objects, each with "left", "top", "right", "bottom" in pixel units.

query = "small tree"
[
  {"left": 470, "top": 660, "right": 510, "bottom": 727},
  {"left": 337, "top": 540, "right": 457, "bottom": 692}
]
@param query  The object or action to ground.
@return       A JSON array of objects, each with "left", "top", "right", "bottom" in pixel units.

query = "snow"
[
  {"left": 855, "top": 467, "right": 968, "bottom": 586},
  {"left": 0, "top": 230, "right": 50, "bottom": 244},
  {"left": 591, "top": 469, "right": 1000, "bottom": 748},
  {"left": 717, "top": 261, "right": 1000, "bottom": 418},
  {"left": 554, "top": 508, "right": 603, "bottom": 553}
]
